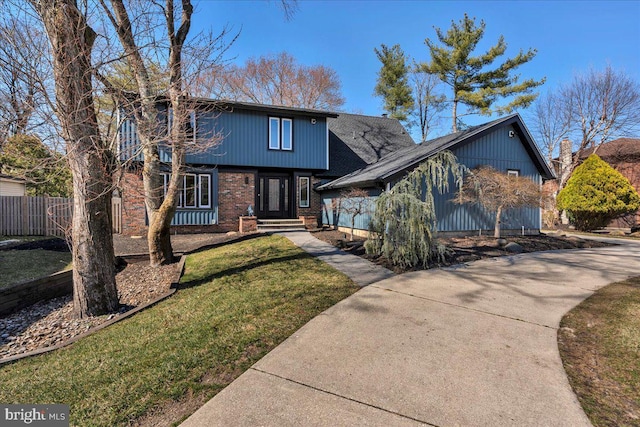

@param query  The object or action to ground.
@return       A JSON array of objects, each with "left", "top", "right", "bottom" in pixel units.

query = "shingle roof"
[
  {"left": 580, "top": 138, "right": 640, "bottom": 161},
  {"left": 318, "top": 114, "right": 555, "bottom": 191},
  {"left": 320, "top": 113, "right": 415, "bottom": 177}
]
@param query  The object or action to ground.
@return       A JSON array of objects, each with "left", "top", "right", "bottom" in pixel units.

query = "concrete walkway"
[
  {"left": 276, "top": 230, "right": 395, "bottom": 287},
  {"left": 181, "top": 234, "right": 640, "bottom": 427}
]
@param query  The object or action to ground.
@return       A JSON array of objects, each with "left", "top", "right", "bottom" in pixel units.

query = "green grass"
[
  {"left": 0, "top": 249, "right": 72, "bottom": 288},
  {"left": 0, "top": 235, "right": 358, "bottom": 426},
  {"left": 559, "top": 277, "right": 640, "bottom": 426}
]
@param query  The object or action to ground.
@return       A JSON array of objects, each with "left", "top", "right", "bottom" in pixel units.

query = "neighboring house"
[
  {"left": 318, "top": 114, "right": 555, "bottom": 236},
  {"left": 0, "top": 174, "right": 26, "bottom": 196},
  {"left": 546, "top": 137, "right": 640, "bottom": 228},
  {"left": 118, "top": 100, "right": 412, "bottom": 235}
]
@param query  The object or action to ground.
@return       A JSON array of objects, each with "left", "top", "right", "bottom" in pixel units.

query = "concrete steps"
[{"left": 257, "top": 219, "right": 306, "bottom": 232}]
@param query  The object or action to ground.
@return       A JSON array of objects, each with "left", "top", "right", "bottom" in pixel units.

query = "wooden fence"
[{"left": 0, "top": 196, "right": 122, "bottom": 237}]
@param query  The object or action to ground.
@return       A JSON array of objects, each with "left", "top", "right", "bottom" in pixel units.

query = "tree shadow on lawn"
[{"left": 178, "top": 251, "right": 313, "bottom": 291}]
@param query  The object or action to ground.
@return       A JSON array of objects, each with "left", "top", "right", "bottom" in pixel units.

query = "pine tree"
[
  {"left": 557, "top": 154, "right": 640, "bottom": 231},
  {"left": 423, "top": 14, "right": 545, "bottom": 132},
  {"left": 374, "top": 44, "right": 414, "bottom": 121}
]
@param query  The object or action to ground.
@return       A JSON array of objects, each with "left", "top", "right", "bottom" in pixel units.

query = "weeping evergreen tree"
[{"left": 365, "top": 151, "right": 465, "bottom": 268}]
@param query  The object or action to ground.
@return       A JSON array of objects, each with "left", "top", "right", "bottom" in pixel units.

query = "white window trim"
[
  {"left": 183, "top": 174, "right": 198, "bottom": 208},
  {"left": 167, "top": 107, "right": 196, "bottom": 143},
  {"left": 199, "top": 174, "right": 211, "bottom": 208},
  {"left": 282, "top": 118, "right": 293, "bottom": 151},
  {"left": 269, "top": 117, "right": 293, "bottom": 150},
  {"left": 162, "top": 172, "right": 213, "bottom": 209},
  {"left": 299, "top": 176, "right": 310, "bottom": 208},
  {"left": 269, "top": 117, "right": 280, "bottom": 150},
  {"left": 507, "top": 169, "right": 519, "bottom": 177}
]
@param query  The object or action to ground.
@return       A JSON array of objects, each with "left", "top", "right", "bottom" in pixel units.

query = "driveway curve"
[{"left": 182, "top": 235, "right": 640, "bottom": 427}]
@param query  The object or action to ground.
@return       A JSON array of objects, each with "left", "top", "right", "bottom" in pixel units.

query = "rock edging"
[{"left": 0, "top": 254, "right": 186, "bottom": 365}]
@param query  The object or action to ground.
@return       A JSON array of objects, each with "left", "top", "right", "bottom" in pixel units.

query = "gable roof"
[
  {"left": 318, "top": 114, "right": 555, "bottom": 191},
  {"left": 320, "top": 113, "right": 416, "bottom": 177}
]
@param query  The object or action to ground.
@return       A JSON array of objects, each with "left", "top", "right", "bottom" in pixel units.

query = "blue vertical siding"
[
  {"left": 322, "top": 125, "right": 542, "bottom": 233},
  {"left": 321, "top": 189, "right": 380, "bottom": 230},
  {"left": 119, "top": 106, "right": 329, "bottom": 170},
  {"left": 158, "top": 108, "right": 328, "bottom": 169},
  {"left": 435, "top": 125, "right": 541, "bottom": 232}
]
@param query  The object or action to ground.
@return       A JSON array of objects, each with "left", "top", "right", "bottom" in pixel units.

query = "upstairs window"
[
  {"left": 167, "top": 108, "right": 197, "bottom": 142},
  {"left": 507, "top": 169, "right": 520, "bottom": 177},
  {"left": 269, "top": 117, "right": 293, "bottom": 150}
]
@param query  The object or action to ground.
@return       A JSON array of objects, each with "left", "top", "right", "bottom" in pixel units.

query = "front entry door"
[{"left": 257, "top": 174, "right": 291, "bottom": 218}]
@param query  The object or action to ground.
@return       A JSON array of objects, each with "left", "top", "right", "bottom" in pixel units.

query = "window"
[
  {"left": 199, "top": 175, "right": 211, "bottom": 208},
  {"left": 162, "top": 172, "right": 211, "bottom": 209},
  {"left": 281, "top": 118, "right": 292, "bottom": 150},
  {"left": 507, "top": 169, "right": 520, "bottom": 177},
  {"left": 269, "top": 117, "right": 293, "bottom": 150},
  {"left": 299, "top": 176, "right": 310, "bottom": 208},
  {"left": 167, "top": 108, "right": 196, "bottom": 142},
  {"left": 184, "top": 174, "right": 197, "bottom": 208}
]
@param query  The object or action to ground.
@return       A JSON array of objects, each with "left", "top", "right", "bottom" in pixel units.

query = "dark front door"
[{"left": 257, "top": 174, "right": 291, "bottom": 218}]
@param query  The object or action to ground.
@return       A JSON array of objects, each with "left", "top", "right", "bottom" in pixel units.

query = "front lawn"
[
  {"left": 0, "top": 249, "right": 72, "bottom": 288},
  {"left": 0, "top": 235, "right": 358, "bottom": 426},
  {"left": 559, "top": 277, "right": 640, "bottom": 426}
]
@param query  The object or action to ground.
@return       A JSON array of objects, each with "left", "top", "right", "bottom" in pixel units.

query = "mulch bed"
[{"left": 311, "top": 229, "right": 612, "bottom": 273}]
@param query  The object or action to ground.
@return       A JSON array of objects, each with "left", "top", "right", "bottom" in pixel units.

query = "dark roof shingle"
[
  {"left": 318, "top": 114, "right": 555, "bottom": 191},
  {"left": 321, "top": 113, "right": 415, "bottom": 177}
]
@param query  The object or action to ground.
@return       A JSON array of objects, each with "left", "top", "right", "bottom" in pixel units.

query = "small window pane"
[
  {"left": 284, "top": 178, "right": 289, "bottom": 211},
  {"left": 184, "top": 174, "right": 197, "bottom": 208},
  {"left": 189, "top": 111, "right": 196, "bottom": 141},
  {"left": 259, "top": 178, "right": 264, "bottom": 211},
  {"left": 507, "top": 169, "right": 519, "bottom": 177},
  {"left": 269, "top": 117, "right": 280, "bottom": 149},
  {"left": 199, "top": 175, "right": 210, "bottom": 208},
  {"left": 299, "top": 177, "right": 310, "bottom": 208},
  {"left": 282, "top": 119, "right": 292, "bottom": 150},
  {"left": 268, "top": 179, "right": 280, "bottom": 211}
]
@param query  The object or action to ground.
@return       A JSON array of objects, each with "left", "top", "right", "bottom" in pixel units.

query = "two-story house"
[{"left": 118, "top": 100, "right": 416, "bottom": 235}]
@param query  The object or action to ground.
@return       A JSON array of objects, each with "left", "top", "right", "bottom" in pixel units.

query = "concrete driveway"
[{"left": 182, "top": 238, "right": 640, "bottom": 426}]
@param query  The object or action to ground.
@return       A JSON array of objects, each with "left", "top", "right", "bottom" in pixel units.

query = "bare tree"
[
  {"left": 533, "top": 66, "right": 640, "bottom": 189},
  {"left": 530, "top": 91, "right": 571, "bottom": 167},
  {"left": 96, "top": 0, "right": 229, "bottom": 266},
  {"left": 28, "top": 0, "right": 119, "bottom": 318},
  {"left": 410, "top": 66, "right": 446, "bottom": 142},
  {"left": 0, "top": 15, "right": 53, "bottom": 142},
  {"left": 210, "top": 52, "right": 345, "bottom": 110},
  {"left": 455, "top": 167, "right": 541, "bottom": 238},
  {"left": 339, "top": 187, "right": 371, "bottom": 241}
]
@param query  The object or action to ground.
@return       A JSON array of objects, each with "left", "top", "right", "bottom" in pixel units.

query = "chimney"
[
  {"left": 381, "top": 113, "right": 388, "bottom": 118},
  {"left": 559, "top": 139, "right": 572, "bottom": 183}
]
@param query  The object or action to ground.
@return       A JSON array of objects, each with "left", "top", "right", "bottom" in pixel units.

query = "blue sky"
[{"left": 191, "top": 0, "right": 640, "bottom": 133}]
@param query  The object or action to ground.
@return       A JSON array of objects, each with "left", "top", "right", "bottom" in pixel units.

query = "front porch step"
[{"left": 257, "top": 219, "right": 306, "bottom": 231}]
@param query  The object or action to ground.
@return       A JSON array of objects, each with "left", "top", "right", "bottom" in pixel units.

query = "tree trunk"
[
  {"left": 452, "top": 99, "right": 458, "bottom": 133},
  {"left": 494, "top": 205, "right": 502, "bottom": 238},
  {"left": 34, "top": 0, "right": 118, "bottom": 318},
  {"left": 144, "top": 141, "right": 176, "bottom": 266},
  {"left": 350, "top": 217, "right": 355, "bottom": 242}
]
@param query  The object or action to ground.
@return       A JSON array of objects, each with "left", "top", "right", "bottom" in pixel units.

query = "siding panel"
[
  {"left": 135, "top": 108, "right": 329, "bottom": 170},
  {"left": 321, "top": 125, "right": 543, "bottom": 234}
]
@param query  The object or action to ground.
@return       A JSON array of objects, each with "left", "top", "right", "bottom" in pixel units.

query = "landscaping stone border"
[
  {"left": 0, "top": 270, "right": 73, "bottom": 316},
  {"left": 0, "top": 232, "right": 265, "bottom": 365},
  {"left": 0, "top": 254, "right": 186, "bottom": 365}
]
